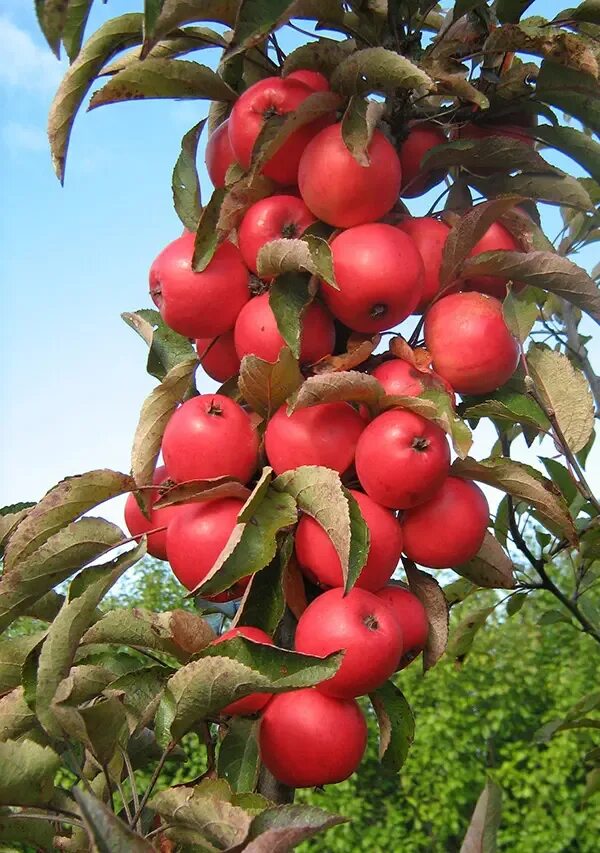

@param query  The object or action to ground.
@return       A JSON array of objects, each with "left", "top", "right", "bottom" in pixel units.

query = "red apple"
[
  {"left": 205, "top": 119, "right": 237, "bottom": 188},
  {"left": 399, "top": 124, "right": 447, "bottom": 198},
  {"left": 238, "top": 194, "right": 317, "bottom": 275},
  {"left": 124, "top": 465, "right": 183, "bottom": 561},
  {"left": 396, "top": 217, "right": 451, "bottom": 311},
  {"left": 375, "top": 584, "right": 429, "bottom": 669},
  {"left": 196, "top": 330, "right": 240, "bottom": 383}
]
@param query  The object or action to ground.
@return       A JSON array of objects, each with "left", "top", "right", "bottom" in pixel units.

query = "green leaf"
[
  {"left": 527, "top": 344, "right": 595, "bottom": 453},
  {"left": 193, "top": 186, "right": 227, "bottom": 271},
  {"left": 502, "top": 286, "right": 539, "bottom": 343},
  {"left": 172, "top": 119, "right": 206, "bottom": 232},
  {"left": 0, "top": 631, "right": 47, "bottom": 695},
  {"left": 506, "top": 591, "right": 528, "bottom": 616},
  {"left": 404, "top": 562, "right": 449, "bottom": 671},
  {"left": 229, "top": 0, "right": 296, "bottom": 54},
  {"left": 496, "top": 0, "right": 535, "bottom": 23},
  {"left": 218, "top": 717, "right": 261, "bottom": 793},
  {"left": 290, "top": 370, "right": 383, "bottom": 412},
  {"left": 103, "top": 665, "right": 172, "bottom": 734},
  {"left": 422, "top": 137, "right": 559, "bottom": 176},
  {"left": 274, "top": 466, "right": 369, "bottom": 592},
  {"left": 62, "top": 0, "right": 95, "bottom": 62},
  {"left": 536, "top": 61, "right": 600, "bottom": 134},
  {"left": 82, "top": 608, "right": 215, "bottom": 660},
  {"left": 269, "top": 273, "right": 314, "bottom": 360},
  {"left": 341, "top": 97, "right": 385, "bottom": 165},
  {"left": 257, "top": 236, "right": 337, "bottom": 288},
  {"left": 439, "top": 197, "right": 524, "bottom": 287},
  {"left": 122, "top": 308, "right": 196, "bottom": 381},
  {"left": 140, "top": 0, "right": 240, "bottom": 56},
  {"left": 244, "top": 805, "right": 346, "bottom": 851},
  {"left": 0, "top": 740, "right": 60, "bottom": 807},
  {"left": 35, "top": 0, "right": 70, "bottom": 57},
  {"left": 190, "top": 477, "right": 298, "bottom": 597},
  {"left": 470, "top": 172, "right": 594, "bottom": 212},
  {"left": 0, "top": 688, "right": 37, "bottom": 743},
  {"left": 460, "top": 776, "right": 503, "bottom": 853},
  {"left": 3, "top": 469, "right": 133, "bottom": 572},
  {"left": 571, "top": 0, "right": 600, "bottom": 25},
  {"left": 48, "top": 13, "right": 144, "bottom": 182},
  {"left": 131, "top": 357, "right": 198, "bottom": 490},
  {"left": 89, "top": 58, "right": 237, "bottom": 109},
  {"left": 103, "top": 27, "right": 228, "bottom": 74},
  {"left": 282, "top": 38, "right": 357, "bottom": 77},
  {"left": 144, "top": 0, "right": 167, "bottom": 40},
  {"left": 540, "top": 457, "right": 579, "bottom": 506},
  {"left": 155, "top": 638, "right": 342, "bottom": 743},
  {"left": 430, "top": 67, "right": 490, "bottom": 109},
  {"left": 233, "top": 537, "right": 291, "bottom": 634},
  {"left": 452, "top": 456, "right": 577, "bottom": 542},
  {"left": 485, "top": 21, "right": 598, "bottom": 75},
  {"left": 331, "top": 47, "right": 433, "bottom": 96},
  {"left": 0, "top": 518, "right": 125, "bottom": 633},
  {"left": 537, "top": 608, "right": 572, "bottom": 626},
  {"left": 534, "top": 124, "right": 600, "bottom": 184},
  {"left": 150, "top": 781, "right": 253, "bottom": 848},
  {"left": 454, "top": 532, "right": 516, "bottom": 590},
  {"left": 461, "top": 389, "right": 549, "bottom": 433},
  {"left": 0, "top": 504, "right": 34, "bottom": 558},
  {"left": 53, "top": 693, "right": 128, "bottom": 765},
  {"left": 35, "top": 542, "right": 145, "bottom": 738},
  {"left": 74, "top": 788, "right": 155, "bottom": 852},
  {"left": 239, "top": 347, "right": 303, "bottom": 419},
  {"left": 446, "top": 607, "right": 495, "bottom": 664},
  {"left": 154, "top": 477, "right": 251, "bottom": 508},
  {"left": 370, "top": 681, "right": 415, "bottom": 773}
]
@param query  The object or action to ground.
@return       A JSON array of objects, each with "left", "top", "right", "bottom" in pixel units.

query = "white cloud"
[
  {"left": 0, "top": 15, "right": 64, "bottom": 92},
  {"left": 2, "top": 121, "right": 47, "bottom": 153}
]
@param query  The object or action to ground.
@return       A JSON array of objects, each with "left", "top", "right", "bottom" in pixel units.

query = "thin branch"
[
  {"left": 201, "top": 722, "right": 216, "bottom": 775},
  {"left": 3, "top": 811, "right": 84, "bottom": 829},
  {"left": 120, "top": 747, "right": 140, "bottom": 825},
  {"left": 101, "top": 763, "right": 115, "bottom": 813},
  {"left": 129, "top": 741, "right": 175, "bottom": 829},
  {"left": 115, "top": 779, "right": 133, "bottom": 824}
]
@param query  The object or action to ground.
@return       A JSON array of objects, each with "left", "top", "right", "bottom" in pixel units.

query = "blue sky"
[{"left": 1, "top": 0, "right": 598, "bottom": 529}]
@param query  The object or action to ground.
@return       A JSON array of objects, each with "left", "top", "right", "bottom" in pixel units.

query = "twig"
[
  {"left": 101, "top": 763, "right": 115, "bottom": 813},
  {"left": 120, "top": 747, "right": 141, "bottom": 826},
  {"left": 129, "top": 741, "right": 175, "bottom": 828},
  {"left": 201, "top": 722, "right": 216, "bottom": 774},
  {"left": 115, "top": 779, "right": 133, "bottom": 824},
  {"left": 4, "top": 810, "right": 84, "bottom": 829},
  {"left": 269, "top": 33, "right": 286, "bottom": 65}
]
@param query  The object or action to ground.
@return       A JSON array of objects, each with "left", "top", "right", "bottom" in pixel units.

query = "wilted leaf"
[
  {"left": 131, "top": 357, "right": 198, "bottom": 490},
  {"left": 154, "top": 477, "right": 250, "bottom": 508},
  {"left": 452, "top": 456, "right": 577, "bottom": 541},
  {"left": 82, "top": 608, "right": 215, "bottom": 660},
  {"left": 331, "top": 47, "right": 433, "bottom": 95},
  {"left": 289, "top": 370, "right": 383, "bottom": 412},
  {"left": 172, "top": 119, "right": 205, "bottom": 232},
  {"left": 89, "top": 58, "right": 236, "bottom": 109},
  {"left": 404, "top": 562, "right": 449, "bottom": 671},
  {"left": 484, "top": 22, "right": 598, "bottom": 77},
  {"left": 447, "top": 607, "right": 495, "bottom": 664},
  {"left": 155, "top": 638, "right": 342, "bottom": 743},
  {"left": 3, "top": 469, "right": 133, "bottom": 572},
  {"left": 150, "top": 783, "right": 252, "bottom": 849},
  {"left": 0, "top": 518, "right": 125, "bottom": 633},
  {"left": 370, "top": 680, "right": 415, "bottom": 773},
  {"left": 122, "top": 308, "right": 196, "bottom": 381},
  {"left": 313, "top": 334, "right": 380, "bottom": 373},
  {"left": 422, "top": 137, "right": 558, "bottom": 176},
  {"left": 536, "top": 60, "right": 600, "bottom": 134},
  {"left": 527, "top": 344, "right": 595, "bottom": 452},
  {"left": 74, "top": 788, "right": 154, "bottom": 852},
  {"left": 243, "top": 805, "right": 346, "bottom": 852},
  {"left": 35, "top": 542, "right": 145, "bottom": 737},
  {"left": 48, "top": 13, "right": 143, "bottom": 182},
  {"left": 269, "top": 273, "right": 314, "bottom": 360},
  {"left": 218, "top": 717, "right": 260, "bottom": 793},
  {"left": 439, "top": 197, "right": 524, "bottom": 286},
  {"left": 257, "top": 236, "right": 337, "bottom": 288},
  {"left": 460, "top": 776, "right": 503, "bottom": 853},
  {"left": 341, "top": 97, "right": 385, "bottom": 165},
  {"left": 430, "top": 66, "right": 490, "bottom": 108},
  {"left": 274, "top": 466, "right": 370, "bottom": 592},
  {"left": 455, "top": 532, "right": 516, "bottom": 589},
  {"left": 190, "top": 478, "right": 297, "bottom": 597},
  {"left": 0, "top": 740, "right": 60, "bottom": 806},
  {"left": 239, "top": 347, "right": 303, "bottom": 418}
]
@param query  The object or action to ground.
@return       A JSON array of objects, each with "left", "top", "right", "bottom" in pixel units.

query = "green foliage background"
[{"left": 110, "top": 560, "right": 599, "bottom": 852}]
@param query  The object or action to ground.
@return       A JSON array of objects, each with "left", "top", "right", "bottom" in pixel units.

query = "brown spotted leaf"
[{"left": 455, "top": 532, "right": 516, "bottom": 589}]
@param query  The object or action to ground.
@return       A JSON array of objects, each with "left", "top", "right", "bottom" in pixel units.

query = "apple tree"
[{"left": 1, "top": 0, "right": 599, "bottom": 849}]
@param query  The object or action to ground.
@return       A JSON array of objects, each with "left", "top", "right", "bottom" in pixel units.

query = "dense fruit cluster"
[{"left": 126, "top": 70, "right": 524, "bottom": 789}]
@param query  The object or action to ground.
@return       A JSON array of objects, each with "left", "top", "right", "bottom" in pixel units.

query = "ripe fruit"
[
  {"left": 298, "top": 124, "right": 402, "bottom": 228},
  {"left": 424, "top": 292, "right": 520, "bottom": 395},
  {"left": 402, "top": 477, "right": 489, "bottom": 568},
  {"left": 295, "top": 490, "right": 403, "bottom": 591},
  {"left": 295, "top": 587, "right": 403, "bottom": 697},
  {"left": 323, "top": 224, "right": 424, "bottom": 333},
  {"left": 462, "top": 221, "right": 522, "bottom": 299},
  {"left": 238, "top": 195, "right": 316, "bottom": 275},
  {"left": 212, "top": 626, "right": 274, "bottom": 715},
  {"left": 234, "top": 293, "right": 335, "bottom": 365},
  {"left": 399, "top": 124, "right": 446, "bottom": 198},
  {"left": 149, "top": 233, "right": 249, "bottom": 339},
  {"left": 228, "top": 76, "right": 330, "bottom": 185},
  {"left": 265, "top": 402, "right": 365, "bottom": 475},
  {"left": 355, "top": 410, "right": 450, "bottom": 509},
  {"left": 205, "top": 119, "right": 237, "bottom": 188},
  {"left": 396, "top": 217, "right": 451, "bottom": 311},
  {"left": 286, "top": 69, "right": 329, "bottom": 91},
  {"left": 372, "top": 358, "right": 453, "bottom": 402},
  {"left": 375, "top": 584, "right": 429, "bottom": 669},
  {"left": 124, "top": 466, "right": 183, "bottom": 561},
  {"left": 196, "top": 331, "right": 240, "bottom": 383},
  {"left": 162, "top": 394, "right": 258, "bottom": 484},
  {"left": 259, "top": 689, "right": 367, "bottom": 787},
  {"left": 166, "top": 498, "right": 245, "bottom": 590}
]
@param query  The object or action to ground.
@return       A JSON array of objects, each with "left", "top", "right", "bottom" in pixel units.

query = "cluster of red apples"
[{"left": 126, "top": 70, "right": 523, "bottom": 789}]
